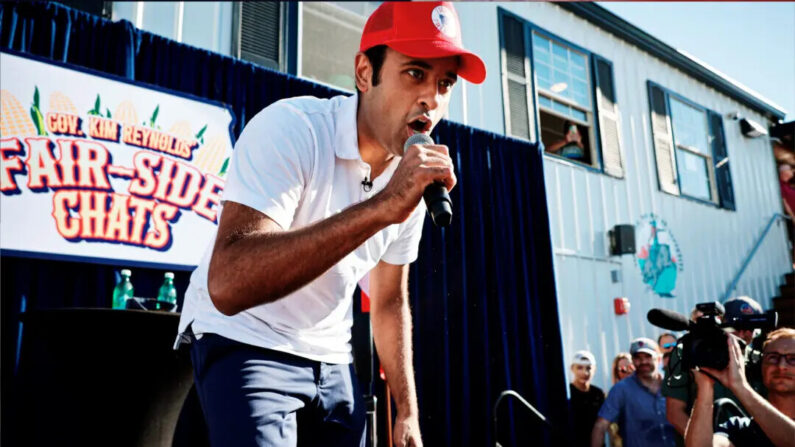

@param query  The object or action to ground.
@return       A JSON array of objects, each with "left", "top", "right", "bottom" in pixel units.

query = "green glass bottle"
[
  {"left": 157, "top": 272, "right": 177, "bottom": 311},
  {"left": 112, "top": 269, "right": 134, "bottom": 309}
]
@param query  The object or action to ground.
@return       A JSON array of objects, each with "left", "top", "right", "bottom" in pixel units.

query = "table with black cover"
[{"left": 12, "top": 308, "right": 198, "bottom": 447}]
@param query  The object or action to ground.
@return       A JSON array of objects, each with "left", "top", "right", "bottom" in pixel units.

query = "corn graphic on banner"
[{"left": 0, "top": 51, "right": 236, "bottom": 268}]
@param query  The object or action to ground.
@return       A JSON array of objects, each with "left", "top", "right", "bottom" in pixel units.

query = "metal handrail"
[
  {"left": 723, "top": 213, "right": 790, "bottom": 302},
  {"left": 492, "top": 390, "right": 551, "bottom": 447}
]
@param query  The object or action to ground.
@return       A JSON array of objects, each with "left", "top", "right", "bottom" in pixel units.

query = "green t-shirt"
[{"left": 662, "top": 344, "right": 766, "bottom": 425}]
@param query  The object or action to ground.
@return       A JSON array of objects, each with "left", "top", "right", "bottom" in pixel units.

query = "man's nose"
[
  {"left": 772, "top": 357, "right": 792, "bottom": 368},
  {"left": 418, "top": 83, "right": 441, "bottom": 111}
]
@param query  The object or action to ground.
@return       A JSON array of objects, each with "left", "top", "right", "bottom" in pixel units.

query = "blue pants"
[{"left": 189, "top": 333, "right": 366, "bottom": 447}]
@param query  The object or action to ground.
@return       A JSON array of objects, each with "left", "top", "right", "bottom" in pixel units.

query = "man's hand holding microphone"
[{"left": 377, "top": 133, "right": 457, "bottom": 227}]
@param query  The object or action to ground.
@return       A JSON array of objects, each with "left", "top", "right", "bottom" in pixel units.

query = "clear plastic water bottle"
[
  {"left": 157, "top": 272, "right": 177, "bottom": 311},
  {"left": 112, "top": 269, "right": 134, "bottom": 309}
]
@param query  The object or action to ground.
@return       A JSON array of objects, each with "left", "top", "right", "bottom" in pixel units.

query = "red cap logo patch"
[{"left": 431, "top": 5, "right": 457, "bottom": 39}]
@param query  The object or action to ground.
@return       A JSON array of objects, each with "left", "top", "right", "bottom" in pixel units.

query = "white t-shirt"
[{"left": 177, "top": 94, "right": 426, "bottom": 364}]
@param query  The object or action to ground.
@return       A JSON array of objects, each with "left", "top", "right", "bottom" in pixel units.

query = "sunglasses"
[
  {"left": 762, "top": 352, "right": 795, "bottom": 367},
  {"left": 618, "top": 366, "right": 633, "bottom": 374},
  {"left": 662, "top": 342, "right": 677, "bottom": 349}
]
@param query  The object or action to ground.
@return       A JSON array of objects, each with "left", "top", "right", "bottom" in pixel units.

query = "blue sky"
[{"left": 600, "top": 2, "right": 795, "bottom": 122}]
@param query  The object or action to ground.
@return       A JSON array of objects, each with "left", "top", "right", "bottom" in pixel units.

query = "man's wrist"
[
  {"left": 730, "top": 381, "right": 754, "bottom": 403},
  {"left": 396, "top": 404, "right": 420, "bottom": 420},
  {"left": 695, "top": 384, "right": 714, "bottom": 403},
  {"left": 367, "top": 191, "right": 400, "bottom": 226}
]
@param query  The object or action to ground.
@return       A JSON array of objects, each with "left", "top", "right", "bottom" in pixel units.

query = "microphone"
[
  {"left": 647, "top": 308, "right": 692, "bottom": 332},
  {"left": 403, "top": 133, "right": 452, "bottom": 227},
  {"left": 361, "top": 177, "right": 373, "bottom": 192}
]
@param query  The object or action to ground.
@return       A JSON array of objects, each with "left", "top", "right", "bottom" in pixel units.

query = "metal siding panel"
[
  {"left": 598, "top": 175, "right": 612, "bottom": 258},
  {"left": 627, "top": 117, "right": 646, "bottom": 216},
  {"left": 589, "top": 176, "right": 605, "bottom": 256},
  {"left": 544, "top": 162, "right": 563, "bottom": 249},
  {"left": 598, "top": 331, "right": 610, "bottom": 386},
  {"left": 556, "top": 254, "right": 575, "bottom": 363},
  {"left": 559, "top": 169, "right": 578, "bottom": 250},
  {"left": 571, "top": 172, "right": 583, "bottom": 253},
  {"left": 551, "top": 163, "right": 567, "bottom": 250},
  {"left": 583, "top": 174, "right": 595, "bottom": 256}
]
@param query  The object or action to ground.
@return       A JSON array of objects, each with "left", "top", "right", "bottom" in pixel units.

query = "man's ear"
[{"left": 354, "top": 52, "right": 372, "bottom": 93}]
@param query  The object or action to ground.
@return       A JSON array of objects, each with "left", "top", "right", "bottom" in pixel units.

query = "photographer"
[
  {"left": 684, "top": 328, "right": 795, "bottom": 447},
  {"left": 663, "top": 298, "right": 766, "bottom": 436}
]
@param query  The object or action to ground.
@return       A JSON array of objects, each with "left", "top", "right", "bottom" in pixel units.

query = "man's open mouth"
[{"left": 408, "top": 116, "right": 432, "bottom": 133}]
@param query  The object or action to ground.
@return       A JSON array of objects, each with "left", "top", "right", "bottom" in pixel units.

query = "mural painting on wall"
[{"left": 635, "top": 213, "right": 684, "bottom": 298}]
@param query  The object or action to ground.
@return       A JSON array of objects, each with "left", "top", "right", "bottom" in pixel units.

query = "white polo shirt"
[{"left": 177, "top": 94, "right": 426, "bottom": 364}]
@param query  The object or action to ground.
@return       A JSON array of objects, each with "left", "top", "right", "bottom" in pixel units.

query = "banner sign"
[{"left": 0, "top": 51, "right": 235, "bottom": 268}]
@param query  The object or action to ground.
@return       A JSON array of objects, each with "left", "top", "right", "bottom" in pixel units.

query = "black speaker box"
[{"left": 609, "top": 224, "right": 636, "bottom": 255}]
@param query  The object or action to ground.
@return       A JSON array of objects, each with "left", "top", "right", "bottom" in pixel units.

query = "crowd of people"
[{"left": 568, "top": 296, "right": 795, "bottom": 447}]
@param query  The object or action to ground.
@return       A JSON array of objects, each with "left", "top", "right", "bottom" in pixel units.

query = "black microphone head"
[
  {"left": 647, "top": 308, "right": 691, "bottom": 332},
  {"left": 404, "top": 133, "right": 433, "bottom": 154}
]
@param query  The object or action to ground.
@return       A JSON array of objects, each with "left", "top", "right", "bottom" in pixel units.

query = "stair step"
[
  {"left": 773, "top": 295, "right": 795, "bottom": 309},
  {"left": 779, "top": 285, "right": 795, "bottom": 299},
  {"left": 772, "top": 296, "right": 795, "bottom": 327}
]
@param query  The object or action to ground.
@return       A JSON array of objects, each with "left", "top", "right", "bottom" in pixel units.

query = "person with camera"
[
  {"left": 684, "top": 328, "right": 795, "bottom": 447},
  {"left": 663, "top": 297, "right": 766, "bottom": 437},
  {"left": 546, "top": 120, "right": 586, "bottom": 161}
]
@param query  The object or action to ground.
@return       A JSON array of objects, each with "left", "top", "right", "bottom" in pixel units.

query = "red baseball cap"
[{"left": 359, "top": 1, "right": 486, "bottom": 84}]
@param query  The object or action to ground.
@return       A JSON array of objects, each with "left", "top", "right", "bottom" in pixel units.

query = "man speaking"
[{"left": 175, "top": 2, "right": 485, "bottom": 446}]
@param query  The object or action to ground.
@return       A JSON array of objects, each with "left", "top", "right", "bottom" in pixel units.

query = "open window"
[
  {"left": 533, "top": 33, "right": 595, "bottom": 166},
  {"left": 499, "top": 10, "right": 624, "bottom": 177}
]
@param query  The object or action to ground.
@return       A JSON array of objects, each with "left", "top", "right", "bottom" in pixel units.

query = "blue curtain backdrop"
[{"left": 0, "top": 2, "right": 569, "bottom": 445}]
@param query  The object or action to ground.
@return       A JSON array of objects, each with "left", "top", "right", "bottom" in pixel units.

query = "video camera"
[{"left": 647, "top": 301, "right": 777, "bottom": 370}]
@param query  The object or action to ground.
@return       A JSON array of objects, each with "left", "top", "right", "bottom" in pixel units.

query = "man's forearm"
[
  {"left": 666, "top": 398, "right": 690, "bottom": 436},
  {"left": 733, "top": 385, "right": 795, "bottom": 447},
  {"left": 371, "top": 290, "right": 418, "bottom": 419},
  {"left": 591, "top": 419, "right": 609, "bottom": 447},
  {"left": 684, "top": 388, "right": 714, "bottom": 447},
  {"left": 546, "top": 140, "right": 566, "bottom": 153},
  {"left": 208, "top": 196, "right": 394, "bottom": 315}
]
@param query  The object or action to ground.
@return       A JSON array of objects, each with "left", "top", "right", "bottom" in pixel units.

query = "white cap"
[
  {"left": 630, "top": 337, "right": 660, "bottom": 356},
  {"left": 121, "top": 269, "right": 131, "bottom": 276},
  {"left": 164, "top": 272, "right": 174, "bottom": 279},
  {"left": 572, "top": 350, "right": 596, "bottom": 366}
]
